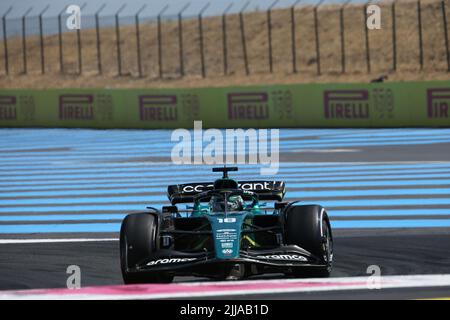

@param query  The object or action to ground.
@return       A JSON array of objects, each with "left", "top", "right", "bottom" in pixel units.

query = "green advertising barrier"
[{"left": 0, "top": 81, "right": 449, "bottom": 128}]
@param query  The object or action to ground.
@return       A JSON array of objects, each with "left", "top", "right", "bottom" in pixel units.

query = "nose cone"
[{"left": 206, "top": 213, "right": 247, "bottom": 260}]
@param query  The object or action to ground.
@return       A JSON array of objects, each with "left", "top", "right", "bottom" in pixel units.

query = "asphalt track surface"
[{"left": 1, "top": 128, "right": 450, "bottom": 299}]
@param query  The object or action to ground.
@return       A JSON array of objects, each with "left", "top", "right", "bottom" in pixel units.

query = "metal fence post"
[
  {"left": 2, "top": 7, "right": 13, "bottom": 75},
  {"left": 157, "top": 5, "right": 169, "bottom": 79},
  {"left": 178, "top": 3, "right": 190, "bottom": 77},
  {"left": 95, "top": 4, "right": 106, "bottom": 75},
  {"left": 442, "top": 0, "right": 450, "bottom": 71},
  {"left": 364, "top": 1, "right": 371, "bottom": 73},
  {"left": 314, "top": 0, "right": 324, "bottom": 75},
  {"left": 391, "top": 0, "right": 396, "bottom": 72},
  {"left": 222, "top": 3, "right": 233, "bottom": 76},
  {"left": 239, "top": 1, "right": 250, "bottom": 76},
  {"left": 115, "top": 4, "right": 126, "bottom": 76},
  {"left": 340, "top": 0, "right": 351, "bottom": 74},
  {"left": 291, "top": 0, "right": 301, "bottom": 74},
  {"left": 198, "top": 3, "right": 210, "bottom": 78},
  {"left": 267, "top": 0, "right": 279, "bottom": 73},
  {"left": 58, "top": 5, "right": 67, "bottom": 74},
  {"left": 39, "top": 5, "right": 50, "bottom": 75},
  {"left": 417, "top": 0, "right": 423, "bottom": 70},
  {"left": 76, "top": 3, "right": 87, "bottom": 75},
  {"left": 135, "top": 4, "right": 147, "bottom": 78},
  {"left": 21, "top": 7, "right": 33, "bottom": 75}
]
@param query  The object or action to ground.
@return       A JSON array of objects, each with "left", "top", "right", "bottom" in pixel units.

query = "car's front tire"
[
  {"left": 120, "top": 212, "right": 173, "bottom": 284},
  {"left": 284, "top": 204, "right": 333, "bottom": 278}
]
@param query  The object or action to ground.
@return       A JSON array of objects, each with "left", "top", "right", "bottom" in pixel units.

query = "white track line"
[
  {"left": 0, "top": 238, "right": 118, "bottom": 244},
  {"left": 292, "top": 149, "right": 360, "bottom": 153},
  {"left": 2, "top": 274, "right": 450, "bottom": 300}
]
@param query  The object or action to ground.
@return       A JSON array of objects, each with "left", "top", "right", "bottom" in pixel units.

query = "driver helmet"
[
  {"left": 228, "top": 195, "right": 244, "bottom": 211},
  {"left": 209, "top": 195, "right": 244, "bottom": 212}
]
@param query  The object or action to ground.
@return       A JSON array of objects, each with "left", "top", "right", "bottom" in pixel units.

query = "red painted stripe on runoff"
[
  {"left": 1, "top": 275, "right": 450, "bottom": 299},
  {"left": 3, "top": 279, "right": 369, "bottom": 299}
]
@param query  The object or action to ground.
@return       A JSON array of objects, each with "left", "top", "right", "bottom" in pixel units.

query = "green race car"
[{"left": 119, "top": 167, "right": 333, "bottom": 283}]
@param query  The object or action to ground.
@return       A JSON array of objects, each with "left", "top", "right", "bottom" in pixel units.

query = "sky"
[
  {"left": 0, "top": 0, "right": 366, "bottom": 19},
  {"left": 0, "top": 0, "right": 370, "bottom": 38}
]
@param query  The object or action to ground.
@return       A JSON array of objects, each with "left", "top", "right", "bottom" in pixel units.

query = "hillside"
[{"left": 0, "top": 0, "right": 449, "bottom": 88}]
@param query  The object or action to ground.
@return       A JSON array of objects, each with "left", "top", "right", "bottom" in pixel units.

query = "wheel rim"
[{"left": 322, "top": 222, "right": 333, "bottom": 268}]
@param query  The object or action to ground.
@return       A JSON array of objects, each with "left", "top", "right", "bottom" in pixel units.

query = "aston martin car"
[{"left": 119, "top": 166, "right": 333, "bottom": 283}]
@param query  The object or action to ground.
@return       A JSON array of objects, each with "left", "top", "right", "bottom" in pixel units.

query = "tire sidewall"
[
  {"left": 120, "top": 212, "right": 157, "bottom": 276},
  {"left": 284, "top": 204, "right": 332, "bottom": 266}
]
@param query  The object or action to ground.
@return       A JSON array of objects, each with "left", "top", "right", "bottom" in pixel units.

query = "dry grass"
[{"left": 1, "top": 0, "right": 450, "bottom": 89}]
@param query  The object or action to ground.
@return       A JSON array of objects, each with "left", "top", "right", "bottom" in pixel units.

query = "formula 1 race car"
[{"left": 119, "top": 167, "right": 333, "bottom": 283}]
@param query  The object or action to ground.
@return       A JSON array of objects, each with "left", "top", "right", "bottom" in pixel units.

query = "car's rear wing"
[{"left": 167, "top": 181, "right": 286, "bottom": 204}]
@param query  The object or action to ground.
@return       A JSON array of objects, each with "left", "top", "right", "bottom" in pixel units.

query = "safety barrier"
[{"left": 0, "top": 81, "right": 449, "bottom": 128}]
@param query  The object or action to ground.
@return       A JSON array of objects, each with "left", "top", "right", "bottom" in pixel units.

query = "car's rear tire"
[
  {"left": 120, "top": 213, "right": 173, "bottom": 284},
  {"left": 284, "top": 204, "right": 333, "bottom": 278}
]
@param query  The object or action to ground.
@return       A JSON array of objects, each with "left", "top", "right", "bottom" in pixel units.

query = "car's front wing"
[{"left": 126, "top": 245, "right": 326, "bottom": 277}]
